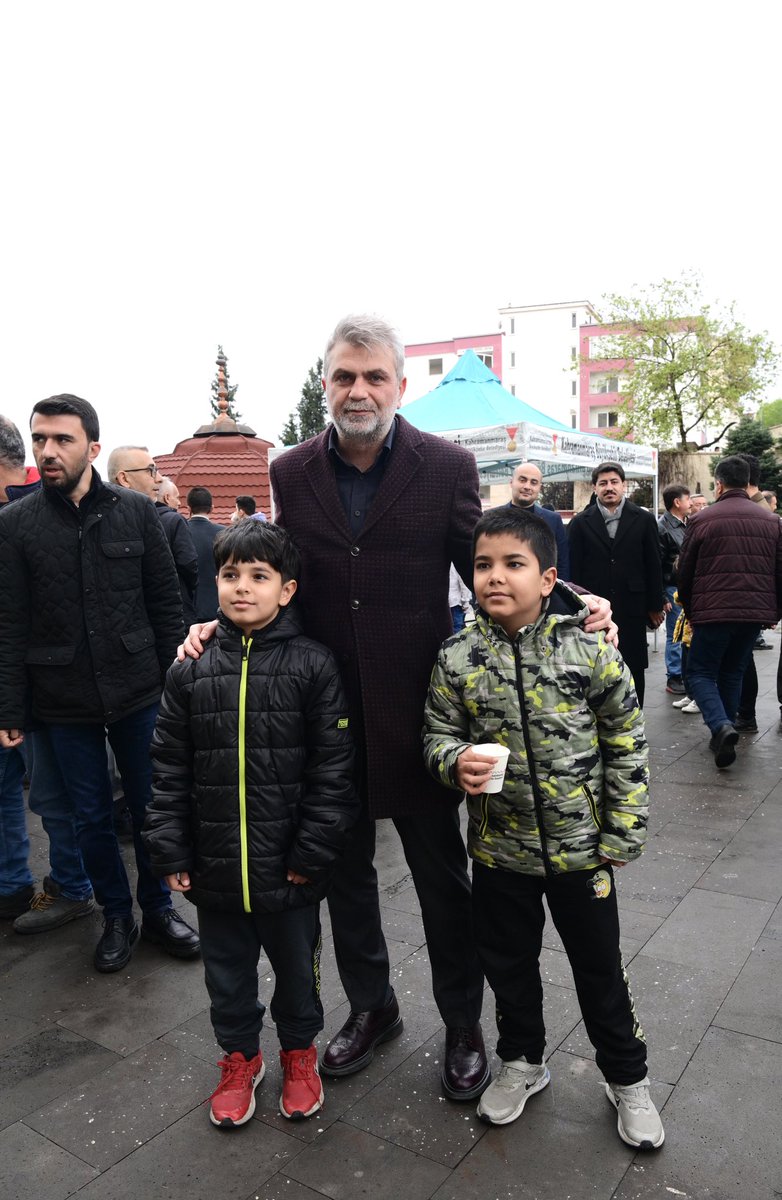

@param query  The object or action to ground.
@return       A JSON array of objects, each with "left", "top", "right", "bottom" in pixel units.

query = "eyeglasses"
[{"left": 124, "top": 464, "right": 158, "bottom": 477}]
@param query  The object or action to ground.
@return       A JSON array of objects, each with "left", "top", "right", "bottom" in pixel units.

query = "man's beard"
[
  {"left": 332, "top": 410, "right": 394, "bottom": 446},
  {"left": 40, "top": 455, "right": 91, "bottom": 496}
]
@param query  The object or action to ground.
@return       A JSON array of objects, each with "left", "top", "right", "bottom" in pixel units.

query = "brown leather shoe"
[
  {"left": 442, "top": 1023, "right": 491, "bottom": 1100},
  {"left": 320, "top": 995, "right": 403, "bottom": 1077}
]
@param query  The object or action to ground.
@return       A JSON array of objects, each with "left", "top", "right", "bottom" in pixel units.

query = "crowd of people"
[{"left": 1, "top": 314, "right": 780, "bottom": 1149}]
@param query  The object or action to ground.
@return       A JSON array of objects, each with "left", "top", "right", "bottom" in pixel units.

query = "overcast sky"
[{"left": 2, "top": 0, "right": 780, "bottom": 472}]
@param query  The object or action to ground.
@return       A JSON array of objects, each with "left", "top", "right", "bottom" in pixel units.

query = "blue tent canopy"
[{"left": 400, "top": 349, "right": 573, "bottom": 433}]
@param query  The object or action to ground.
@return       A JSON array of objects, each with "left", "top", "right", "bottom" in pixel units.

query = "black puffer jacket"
[
  {"left": 143, "top": 606, "right": 358, "bottom": 914},
  {"left": 0, "top": 470, "right": 184, "bottom": 726}
]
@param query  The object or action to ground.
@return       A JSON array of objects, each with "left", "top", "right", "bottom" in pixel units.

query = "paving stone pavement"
[{"left": 2, "top": 632, "right": 781, "bottom": 1200}]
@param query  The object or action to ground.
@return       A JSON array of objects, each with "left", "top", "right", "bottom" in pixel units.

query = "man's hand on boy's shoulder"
[
  {"left": 178, "top": 620, "right": 218, "bottom": 662},
  {"left": 581, "top": 594, "right": 619, "bottom": 647}
]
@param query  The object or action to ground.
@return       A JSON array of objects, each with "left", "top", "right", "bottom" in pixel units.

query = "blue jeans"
[
  {"left": 0, "top": 745, "right": 34, "bottom": 895},
  {"left": 46, "top": 703, "right": 171, "bottom": 920},
  {"left": 27, "top": 727, "right": 93, "bottom": 901},
  {"left": 664, "top": 585, "right": 683, "bottom": 679},
  {"left": 686, "top": 623, "right": 761, "bottom": 735}
]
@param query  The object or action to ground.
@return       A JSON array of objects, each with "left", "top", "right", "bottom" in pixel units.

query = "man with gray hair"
[
  {"left": 185, "top": 313, "right": 616, "bottom": 1102},
  {"left": 158, "top": 477, "right": 181, "bottom": 509}
]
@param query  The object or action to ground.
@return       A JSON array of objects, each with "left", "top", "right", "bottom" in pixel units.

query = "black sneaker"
[
  {"left": 666, "top": 677, "right": 686, "bottom": 695},
  {"left": 734, "top": 716, "right": 758, "bottom": 734}
]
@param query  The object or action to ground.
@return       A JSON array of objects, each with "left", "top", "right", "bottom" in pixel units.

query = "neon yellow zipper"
[{"left": 238, "top": 636, "right": 253, "bottom": 912}]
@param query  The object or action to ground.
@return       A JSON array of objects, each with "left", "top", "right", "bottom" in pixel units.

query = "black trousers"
[
  {"left": 738, "top": 653, "right": 758, "bottom": 719},
  {"left": 326, "top": 802, "right": 485, "bottom": 1027},
  {"left": 198, "top": 905, "right": 323, "bottom": 1055},
  {"left": 472, "top": 861, "right": 647, "bottom": 1085}
]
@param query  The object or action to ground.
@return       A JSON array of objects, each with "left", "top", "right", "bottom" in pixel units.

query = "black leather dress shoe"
[
  {"left": 321, "top": 995, "right": 403, "bottom": 1076},
  {"left": 141, "top": 908, "right": 201, "bottom": 958},
  {"left": 94, "top": 916, "right": 139, "bottom": 973},
  {"left": 442, "top": 1023, "right": 491, "bottom": 1100},
  {"left": 709, "top": 724, "right": 739, "bottom": 769}
]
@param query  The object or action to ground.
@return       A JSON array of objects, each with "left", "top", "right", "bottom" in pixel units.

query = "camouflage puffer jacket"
[{"left": 422, "top": 592, "right": 648, "bottom": 876}]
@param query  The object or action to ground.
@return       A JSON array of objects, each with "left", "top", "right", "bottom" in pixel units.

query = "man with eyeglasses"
[
  {"left": 0, "top": 399, "right": 200, "bottom": 972},
  {"left": 109, "top": 447, "right": 198, "bottom": 626}
]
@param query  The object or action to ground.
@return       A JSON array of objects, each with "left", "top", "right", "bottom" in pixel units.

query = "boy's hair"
[
  {"left": 236, "top": 494, "right": 256, "bottom": 515},
  {"left": 662, "top": 483, "right": 690, "bottom": 511},
  {"left": 472, "top": 506, "right": 557, "bottom": 571},
  {"left": 591, "top": 460, "right": 625, "bottom": 485},
  {"left": 213, "top": 520, "right": 300, "bottom": 582},
  {"left": 31, "top": 394, "right": 100, "bottom": 442}
]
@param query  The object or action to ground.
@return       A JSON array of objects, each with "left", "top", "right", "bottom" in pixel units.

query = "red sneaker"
[
  {"left": 279, "top": 1045, "right": 324, "bottom": 1120},
  {"left": 209, "top": 1051, "right": 264, "bottom": 1127}
]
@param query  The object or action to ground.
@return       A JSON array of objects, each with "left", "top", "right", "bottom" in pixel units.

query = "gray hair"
[
  {"left": 106, "top": 445, "right": 149, "bottom": 483},
  {"left": 158, "top": 477, "right": 178, "bottom": 502},
  {"left": 323, "top": 314, "right": 405, "bottom": 383},
  {"left": 0, "top": 416, "right": 26, "bottom": 469}
]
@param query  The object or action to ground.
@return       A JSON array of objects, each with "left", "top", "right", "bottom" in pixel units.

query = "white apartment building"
[{"left": 499, "top": 299, "right": 601, "bottom": 427}]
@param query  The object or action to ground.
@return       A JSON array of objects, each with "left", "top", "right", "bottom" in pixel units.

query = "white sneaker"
[
  {"left": 604, "top": 1078, "right": 664, "bottom": 1149},
  {"left": 681, "top": 699, "right": 700, "bottom": 713},
  {"left": 476, "top": 1057, "right": 550, "bottom": 1125},
  {"left": 671, "top": 696, "right": 691, "bottom": 709}
]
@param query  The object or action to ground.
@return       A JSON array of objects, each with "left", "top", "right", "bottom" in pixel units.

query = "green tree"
[
  {"left": 210, "top": 346, "right": 243, "bottom": 421},
  {"left": 758, "top": 398, "right": 782, "bottom": 427},
  {"left": 279, "top": 358, "right": 327, "bottom": 444},
  {"left": 709, "top": 417, "right": 782, "bottom": 494},
  {"left": 593, "top": 274, "right": 778, "bottom": 450}
]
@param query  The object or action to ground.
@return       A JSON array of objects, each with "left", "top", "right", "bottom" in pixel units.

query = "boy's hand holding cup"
[{"left": 455, "top": 744, "right": 511, "bottom": 795}]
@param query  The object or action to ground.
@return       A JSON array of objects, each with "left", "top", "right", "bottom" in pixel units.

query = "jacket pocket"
[
  {"left": 102, "top": 539, "right": 144, "bottom": 559},
  {"left": 25, "top": 645, "right": 77, "bottom": 666},
  {"left": 583, "top": 784, "right": 600, "bottom": 829},
  {"left": 121, "top": 626, "right": 155, "bottom": 653}
]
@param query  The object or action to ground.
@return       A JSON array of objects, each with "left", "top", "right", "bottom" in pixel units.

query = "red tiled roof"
[{"left": 154, "top": 432, "right": 275, "bottom": 525}]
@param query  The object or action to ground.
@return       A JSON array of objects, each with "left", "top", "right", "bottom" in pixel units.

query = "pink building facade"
[{"left": 578, "top": 322, "right": 630, "bottom": 438}]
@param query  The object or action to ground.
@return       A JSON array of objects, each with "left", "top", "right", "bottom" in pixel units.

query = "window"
[
  {"left": 510, "top": 318, "right": 515, "bottom": 334},
  {"left": 590, "top": 373, "right": 620, "bottom": 395},
  {"left": 571, "top": 412, "right": 577, "bottom": 429},
  {"left": 571, "top": 312, "right": 577, "bottom": 327},
  {"left": 571, "top": 346, "right": 577, "bottom": 360},
  {"left": 477, "top": 353, "right": 493, "bottom": 369},
  {"left": 511, "top": 352, "right": 516, "bottom": 368},
  {"left": 511, "top": 385, "right": 516, "bottom": 396},
  {"left": 428, "top": 358, "right": 443, "bottom": 376},
  {"left": 597, "top": 411, "right": 619, "bottom": 429},
  {"left": 571, "top": 380, "right": 577, "bottom": 396}
]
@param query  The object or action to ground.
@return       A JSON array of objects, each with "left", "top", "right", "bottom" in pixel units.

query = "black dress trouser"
[
  {"left": 198, "top": 904, "right": 323, "bottom": 1055},
  {"left": 326, "top": 802, "right": 485, "bottom": 1027},
  {"left": 472, "top": 861, "right": 647, "bottom": 1085}
]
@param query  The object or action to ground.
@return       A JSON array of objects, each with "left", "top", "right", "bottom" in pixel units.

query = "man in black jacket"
[
  {"left": 108, "top": 446, "right": 199, "bottom": 628},
  {"left": 186, "top": 486, "right": 225, "bottom": 622},
  {"left": 568, "top": 461, "right": 665, "bottom": 706},
  {"left": 0, "top": 395, "right": 200, "bottom": 972}
]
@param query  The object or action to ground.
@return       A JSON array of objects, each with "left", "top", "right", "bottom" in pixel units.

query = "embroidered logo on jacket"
[{"left": 337, "top": 717, "right": 349, "bottom": 730}]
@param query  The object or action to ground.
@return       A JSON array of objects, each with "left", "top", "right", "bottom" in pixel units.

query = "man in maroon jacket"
[
  {"left": 677, "top": 455, "right": 782, "bottom": 769},
  {"left": 185, "top": 315, "right": 614, "bottom": 1100}
]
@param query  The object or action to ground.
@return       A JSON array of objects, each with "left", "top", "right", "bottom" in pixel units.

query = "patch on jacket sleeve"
[{"left": 337, "top": 717, "right": 349, "bottom": 730}]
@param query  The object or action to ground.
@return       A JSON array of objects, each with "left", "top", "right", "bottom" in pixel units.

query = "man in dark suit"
[
  {"left": 186, "top": 487, "right": 224, "bottom": 622},
  {"left": 506, "top": 461, "right": 570, "bottom": 579},
  {"left": 184, "top": 316, "right": 615, "bottom": 1101},
  {"left": 568, "top": 461, "right": 665, "bottom": 706}
]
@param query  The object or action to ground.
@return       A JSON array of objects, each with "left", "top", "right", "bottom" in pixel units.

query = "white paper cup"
[{"left": 472, "top": 743, "right": 511, "bottom": 793}]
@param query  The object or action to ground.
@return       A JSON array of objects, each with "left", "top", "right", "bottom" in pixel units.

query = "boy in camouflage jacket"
[{"left": 422, "top": 507, "right": 664, "bottom": 1150}]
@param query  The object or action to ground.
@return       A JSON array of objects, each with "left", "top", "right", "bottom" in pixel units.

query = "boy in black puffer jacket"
[{"left": 143, "top": 521, "right": 357, "bottom": 1128}]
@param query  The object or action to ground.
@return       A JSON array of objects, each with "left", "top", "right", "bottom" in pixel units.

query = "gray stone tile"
[
  {"left": 73, "top": 1105, "right": 298, "bottom": 1200},
  {"left": 252, "top": 1001, "right": 445, "bottom": 1144},
  {"left": 239, "top": 1180, "right": 331, "bottom": 1200},
  {"left": 612, "top": 1027, "right": 782, "bottom": 1199},
  {"left": 25, "top": 1041, "right": 215, "bottom": 1168},
  {"left": 430, "top": 1051, "right": 670, "bottom": 1200},
  {"left": 0, "top": 1011, "right": 46, "bottom": 1052},
  {"left": 57, "top": 961, "right": 209, "bottom": 1054},
  {"left": 695, "top": 797, "right": 782, "bottom": 902},
  {"left": 561, "top": 954, "right": 736, "bottom": 1085},
  {"left": 381, "top": 881, "right": 422, "bottom": 917},
  {"left": 0, "top": 1026, "right": 120, "bottom": 1131},
  {"left": 0, "top": 1120, "right": 98, "bottom": 1199},
  {"left": 283, "top": 1120, "right": 450, "bottom": 1199},
  {"left": 649, "top": 819, "right": 738, "bottom": 861},
  {"left": 639, "top": 887, "right": 774, "bottom": 973},
  {"left": 389, "top": 945, "right": 440, "bottom": 1011},
  {"left": 162, "top": 1008, "right": 222, "bottom": 1065},
  {"left": 613, "top": 847, "right": 712, "bottom": 919},
  {"left": 714, "top": 935, "right": 782, "bottom": 1043}
]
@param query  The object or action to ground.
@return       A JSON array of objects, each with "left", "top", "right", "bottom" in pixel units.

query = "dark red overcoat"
[{"left": 270, "top": 415, "right": 481, "bottom": 819}]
